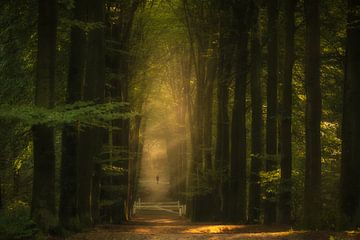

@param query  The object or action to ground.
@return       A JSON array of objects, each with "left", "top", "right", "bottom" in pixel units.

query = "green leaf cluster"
[
  {"left": 0, "top": 201, "right": 42, "bottom": 240},
  {"left": 0, "top": 101, "right": 137, "bottom": 127}
]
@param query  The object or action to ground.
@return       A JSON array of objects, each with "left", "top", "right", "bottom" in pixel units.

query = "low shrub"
[{"left": 0, "top": 201, "right": 42, "bottom": 240}]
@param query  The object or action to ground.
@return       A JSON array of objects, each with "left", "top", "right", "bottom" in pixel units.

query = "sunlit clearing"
[
  {"left": 183, "top": 225, "right": 305, "bottom": 235},
  {"left": 183, "top": 225, "right": 246, "bottom": 234}
]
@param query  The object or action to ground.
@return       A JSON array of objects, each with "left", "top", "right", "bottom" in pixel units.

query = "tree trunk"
[
  {"left": 78, "top": 0, "right": 105, "bottom": 226},
  {"left": 59, "top": 0, "right": 86, "bottom": 230},
  {"left": 215, "top": 13, "right": 233, "bottom": 219},
  {"left": 195, "top": 45, "right": 217, "bottom": 221},
  {"left": 101, "top": 2, "right": 140, "bottom": 223},
  {"left": 279, "top": 0, "right": 297, "bottom": 225},
  {"left": 340, "top": 0, "right": 360, "bottom": 227},
  {"left": 264, "top": 0, "right": 279, "bottom": 225},
  {"left": 204, "top": 55, "right": 216, "bottom": 173},
  {"left": 91, "top": 163, "right": 102, "bottom": 224},
  {"left": 0, "top": 176, "right": 2, "bottom": 210},
  {"left": 303, "top": 0, "right": 322, "bottom": 229},
  {"left": 182, "top": 49, "right": 192, "bottom": 205},
  {"left": 129, "top": 115, "right": 142, "bottom": 215},
  {"left": 248, "top": 0, "right": 263, "bottom": 224},
  {"left": 230, "top": 15, "right": 250, "bottom": 222},
  {"left": 31, "top": 0, "right": 57, "bottom": 232},
  {"left": 182, "top": 1, "right": 213, "bottom": 221}
]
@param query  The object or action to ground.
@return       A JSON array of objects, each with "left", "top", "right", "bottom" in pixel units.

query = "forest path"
[{"left": 66, "top": 213, "right": 360, "bottom": 240}]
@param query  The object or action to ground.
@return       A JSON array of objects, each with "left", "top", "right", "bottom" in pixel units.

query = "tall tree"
[
  {"left": 279, "top": 0, "right": 297, "bottom": 224},
  {"left": 229, "top": 0, "right": 251, "bottom": 223},
  {"left": 182, "top": 0, "right": 217, "bottom": 220},
  {"left": 31, "top": 0, "right": 57, "bottom": 231},
  {"left": 0, "top": 174, "right": 2, "bottom": 210},
  {"left": 105, "top": 0, "right": 141, "bottom": 223},
  {"left": 248, "top": 0, "right": 263, "bottom": 224},
  {"left": 77, "top": 0, "right": 106, "bottom": 226},
  {"left": 59, "top": 0, "right": 86, "bottom": 230},
  {"left": 264, "top": 0, "right": 279, "bottom": 225},
  {"left": 340, "top": 0, "right": 360, "bottom": 227},
  {"left": 303, "top": 0, "right": 322, "bottom": 228},
  {"left": 215, "top": 1, "right": 234, "bottom": 220}
]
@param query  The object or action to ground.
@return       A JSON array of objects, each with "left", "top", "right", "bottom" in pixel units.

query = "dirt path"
[
  {"left": 65, "top": 137, "right": 360, "bottom": 239},
  {"left": 67, "top": 213, "right": 360, "bottom": 240},
  {"left": 66, "top": 137, "right": 360, "bottom": 239}
]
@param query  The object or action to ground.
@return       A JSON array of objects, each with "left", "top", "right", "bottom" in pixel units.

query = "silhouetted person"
[{"left": 156, "top": 175, "right": 159, "bottom": 184}]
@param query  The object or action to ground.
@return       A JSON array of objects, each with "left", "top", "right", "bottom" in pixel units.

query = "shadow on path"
[{"left": 67, "top": 213, "right": 360, "bottom": 240}]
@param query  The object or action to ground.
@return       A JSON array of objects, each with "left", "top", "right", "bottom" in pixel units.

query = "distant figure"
[{"left": 156, "top": 175, "right": 159, "bottom": 184}]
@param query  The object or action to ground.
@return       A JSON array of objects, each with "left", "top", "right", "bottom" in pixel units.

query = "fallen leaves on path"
[{"left": 64, "top": 215, "right": 360, "bottom": 240}]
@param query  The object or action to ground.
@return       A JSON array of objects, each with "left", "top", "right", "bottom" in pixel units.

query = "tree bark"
[
  {"left": 0, "top": 176, "right": 2, "bottom": 210},
  {"left": 77, "top": 0, "right": 105, "bottom": 226},
  {"left": 264, "top": 0, "right": 279, "bottom": 225},
  {"left": 182, "top": 0, "right": 216, "bottom": 221},
  {"left": 103, "top": 1, "right": 139, "bottom": 223},
  {"left": 340, "top": 0, "right": 360, "bottom": 227},
  {"left": 129, "top": 115, "right": 142, "bottom": 214},
  {"left": 279, "top": 0, "right": 297, "bottom": 225},
  {"left": 204, "top": 55, "right": 216, "bottom": 173},
  {"left": 248, "top": 0, "right": 263, "bottom": 224},
  {"left": 59, "top": 0, "right": 86, "bottom": 230},
  {"left": 31, "top": 0, "right": 57, "bottom": 232},
  {"left": 215, "top": 7, "right": 233, "bottom": 219},
  {"left": 229, "top": 1, "right": 251, "bottom": 221},
  {"left": 303, "top": 0, "right": 322, "bottom": 229}
]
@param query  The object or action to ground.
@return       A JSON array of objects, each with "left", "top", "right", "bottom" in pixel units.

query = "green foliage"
[
  {"left": 260, "top": 168, "right": 305, "bottom": 224},
  {"left": 0, "top": 201, "right": 43, "bottom": 240},
  {"left": 61, "top": 19, "right": 105, "bottom": 34},
  {"left": 0, "top": 0, "right": 36, "bottom": 105},
  {"left": 260, "top": 169, "right": 281, "bottom": 201},
  {"left": 102, "top": 165, "right": 127, "bottom": 176},
  {"left": 0, "top": 101, "right": 136, "bottom": 127}
]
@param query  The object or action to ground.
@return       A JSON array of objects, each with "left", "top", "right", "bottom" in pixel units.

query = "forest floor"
[
  {"left": 63, "top": 150, "right": 360, "bottom": 240},
  {"left": 64, "top": 213, "right": 360, "bottom": 240},
  {"left": 62, "top": 152, "right": 360, "bottom": 240}
]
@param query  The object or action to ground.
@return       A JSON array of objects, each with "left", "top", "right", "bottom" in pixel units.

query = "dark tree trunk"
[
  {"left": 190, "top": 42, "right": 210, "bottom": 221},
  {"left": 78, "top": 0, "right": 105, "bottom": 226},
  {"left": 215, "top": 12, "right": 233, "bottom": 219},
  {"left": 182, "top": 0, "right": 217, "bottom": 221},
  {"left": 59, "top": 0, "right": 86, "bottom": 230},
  {"left": 229, "top": 3, "right": 251, "bottom": 221},
  {"left": 264, "top": 0, "right": 279, "bottom": 225},
  {"left": 78, "top": 130, "right": 96, "bottom": 226},
  {"left": 182, "top": 49, "right": 192, "bottom": 205},
  {"left": 340, "top": 0, "right": 360, "bottom": 227},
  {"left": 103, "top": 1, "right": 139, "bottom": 223},
  {"left": 303, "top": 0, "right": 322, "bottom": 229},
  {"left": 279, "top": 0, "right": 297, "bottom": 225},
  {"left": 91, "top": 163, "right": 102, "bottom": 224},
  {"left": 216, "top": 66, "right": 231, "bottom": 220},
  {"left": 248, "top": 0, "right": 263, "bottom": 224},
  {"left": 31, "top": 0, "right": 57, "bottom": 231},
  {"left": 0, "top": 176, "right": 2, "bottom": 210},
  {"left": 204, "top": 55, "right": 216, "bottom": 173},
  {"left": 129, "top": 115, "right": 142, "bottom": 214},
  {"left": 114, "top": 3, "right": 138, "bottom": 222}
]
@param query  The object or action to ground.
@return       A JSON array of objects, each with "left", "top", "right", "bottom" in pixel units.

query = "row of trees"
[
  {"left": 34, "top": 0, "right": 134, "bottom": 231},
  {"left": 156, "top": 0, "right": 359, "bottom": 228},
  {"left": 1, "top": 0, "right": 148, "bottom": 233},
  {"left": 0, "top": 0, "right": 360, "bottom": 237}
]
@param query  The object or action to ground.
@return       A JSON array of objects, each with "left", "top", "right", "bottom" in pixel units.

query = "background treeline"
[{"left": 0, "top": 0, "right": 359, "bottom": 238}]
